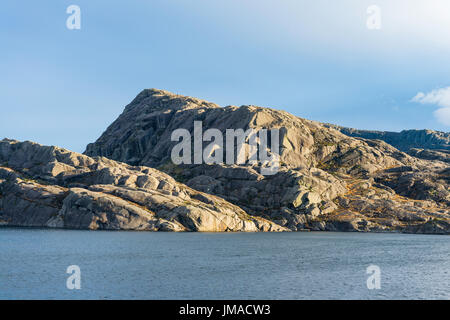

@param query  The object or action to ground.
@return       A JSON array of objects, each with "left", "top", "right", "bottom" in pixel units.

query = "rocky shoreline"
[
  {"left": 1, "top": 89, "right": 449, "bottom": 234},
  {"left": 0, "top": 139, "right": 284, "bottom": 232}
]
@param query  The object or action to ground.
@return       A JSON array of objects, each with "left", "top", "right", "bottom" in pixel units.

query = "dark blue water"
[{"left": 0, "top": 228, "right": 448, "bottom": 299}]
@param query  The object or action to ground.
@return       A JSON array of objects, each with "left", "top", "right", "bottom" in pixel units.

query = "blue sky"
[{"left": 1, "top": 0, "right": 450, "bottom": 152}]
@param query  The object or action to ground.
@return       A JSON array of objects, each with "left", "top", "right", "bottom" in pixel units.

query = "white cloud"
[
  {"left": 434, "top": 107, "right": 450, "bottom": 126},
  {"left": 412, "top": 87, "right": 450, "bottom": 126},
  {"left": 412, "top": 87, "right": 450, "bottom": 108}
]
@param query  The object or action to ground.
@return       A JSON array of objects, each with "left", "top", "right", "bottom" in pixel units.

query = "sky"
[{"left": 1, "top": 0, "right": 450, "bottom": 153}]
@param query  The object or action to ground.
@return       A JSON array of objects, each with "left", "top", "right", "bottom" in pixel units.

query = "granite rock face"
[
  {"left": 86, "top": 89, "right": 407, "bottom": 174},
  {"left": 84, "top": 89, "right": 450, "bottom": 234},
  {"left": 0, "top": 139, "right": 285, "bottom": 232}
]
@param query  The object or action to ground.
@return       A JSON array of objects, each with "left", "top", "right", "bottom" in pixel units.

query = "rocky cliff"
[{"left": 83, "top": 89, "right": 450, "bottom": 234}]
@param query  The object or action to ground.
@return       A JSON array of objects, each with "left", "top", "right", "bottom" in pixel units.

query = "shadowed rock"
[{"left": 325, "top": 125, "right": 449, "bottom": 152}]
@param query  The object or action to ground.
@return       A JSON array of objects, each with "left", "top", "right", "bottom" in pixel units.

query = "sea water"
[{"left": 0, "top": 228, "right": 448, "bottom": 299}]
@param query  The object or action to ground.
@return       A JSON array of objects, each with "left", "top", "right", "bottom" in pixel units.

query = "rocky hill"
[
  {"left": 0, "top": 139, "right": 284, "bottom": 232},
  {"left": 83, "top": 89, "right": 450, "bottom": 234}
]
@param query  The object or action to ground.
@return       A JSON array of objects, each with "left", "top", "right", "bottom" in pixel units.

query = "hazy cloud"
[{"left": 412, "top": 87, "right": 450, "bottom": 126}]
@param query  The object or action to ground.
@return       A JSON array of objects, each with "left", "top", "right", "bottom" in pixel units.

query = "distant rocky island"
[{"left": 1, "top": 89, "right": 449, "bottom": 233}]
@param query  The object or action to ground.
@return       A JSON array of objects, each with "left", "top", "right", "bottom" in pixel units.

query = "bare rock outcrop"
[
  {"left": 85, "top": 89, "right": 408, "bottom": 176},
  {"left": 407, "top": 148, "right": 450, "bottom": 163},
  {"left": 0, "top": 139, "right": 285, "bottom": 232},
  {"left": 83, "top": 89, "right": 449, "bottom": 234}
]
